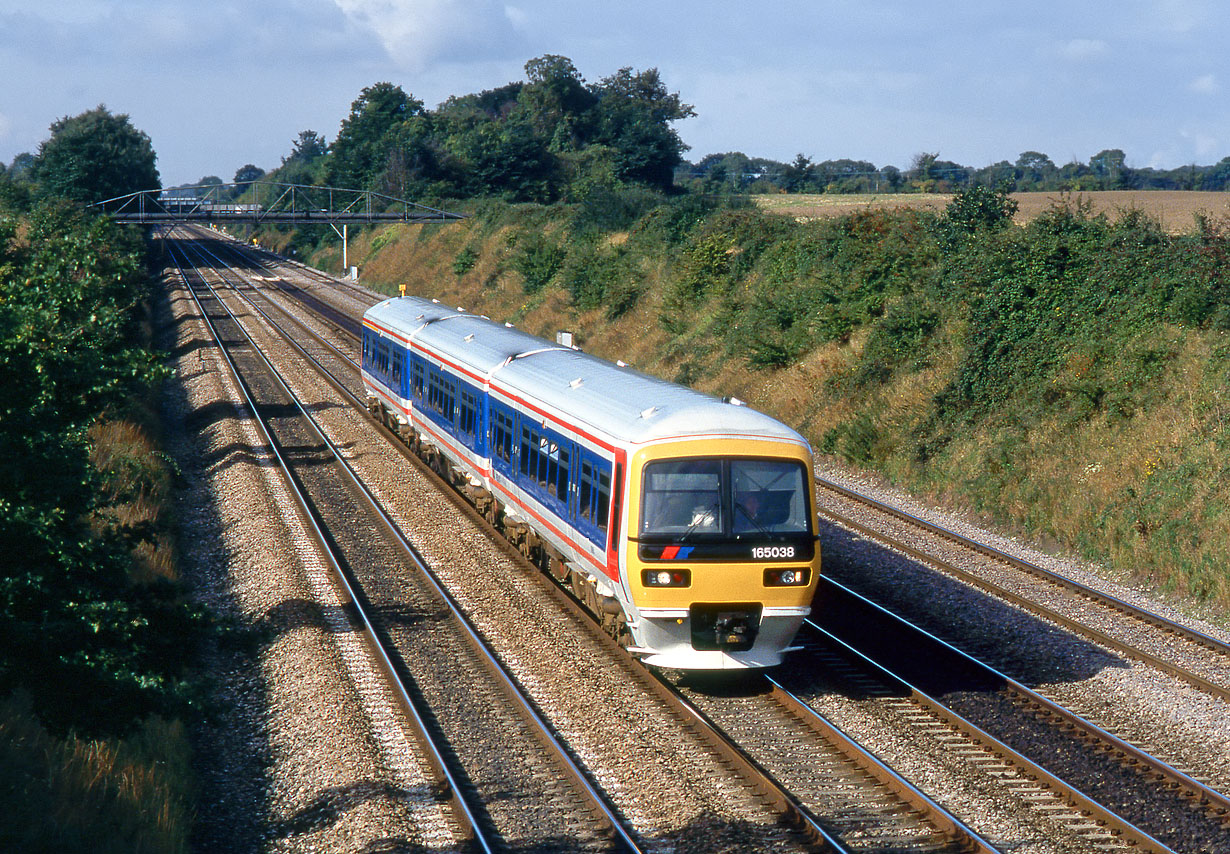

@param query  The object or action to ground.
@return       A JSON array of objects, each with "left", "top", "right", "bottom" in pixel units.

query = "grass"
[{"left": 0, "top": 693, "right": 193, "bottom": 854}]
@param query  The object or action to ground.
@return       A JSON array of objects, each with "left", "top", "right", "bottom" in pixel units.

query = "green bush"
[
  {"left": 851, "top": 297, "right": 941, "bottom": 387},
  {"left": 570, "top": 184, "right": 663, "bottom": 236},
  {"left": 452, "top": 245, "right": 478, "bottom": 276},
  {"left": 513, "top": 233, "right": 566, "bottom": 292},
  {"left": 0, "top": 203, "right": 205, "bottom": 737}
]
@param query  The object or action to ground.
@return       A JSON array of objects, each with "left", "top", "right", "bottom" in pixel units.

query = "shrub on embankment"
[
  {"left": 309, "top": 188, "right": 1230, "bottom": 610},
  {"left": 1, "top": 201, "right": 202, "bottom": 851}
]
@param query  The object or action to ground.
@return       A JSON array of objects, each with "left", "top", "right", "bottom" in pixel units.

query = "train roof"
[{"left": 364, "top": 296, "right": 807, "bottom": 449}]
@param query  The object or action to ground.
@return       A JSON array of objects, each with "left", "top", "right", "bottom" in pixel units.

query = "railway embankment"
[{"left": 276, "top": 189, "right": 1230, "bottom": 621}]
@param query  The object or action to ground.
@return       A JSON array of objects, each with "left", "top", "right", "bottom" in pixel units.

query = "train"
[{"left": 361, "top": 296, "right": 821, "bottom": 669}]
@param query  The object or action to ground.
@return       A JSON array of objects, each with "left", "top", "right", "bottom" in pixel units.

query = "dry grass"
[
  {"left": 0, "top": 694, "right": 192, "bottom": 853},
  {"left": 89, "top": 417, "right": 178, "bottom": 585},
  {"left": 755, "top": 190, "right": 1230, "bottom": 234}
]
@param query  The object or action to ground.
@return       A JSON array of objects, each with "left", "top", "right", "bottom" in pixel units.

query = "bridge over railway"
[{"left": 94, "top": 181, "right": 466, "bottom": 225}]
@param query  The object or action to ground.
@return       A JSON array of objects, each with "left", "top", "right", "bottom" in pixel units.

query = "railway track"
[
  {"left": 165, "top": 227, "right": 1000, "bottom": 852},
  {"left": 794, "top": 579, "right": 1230, "bottom": 853},
  {"left": 814, "top": 477, "right": 1230, "bottom": 702},
  {"left": 165, "top": 225, "right": 1230, "bottom": 853},
  {"left": 813, "top": 474, "right": 1230, "bottom": 799},
  {"left": 168, "top": 234, "right": 641, "bottom": 852}
]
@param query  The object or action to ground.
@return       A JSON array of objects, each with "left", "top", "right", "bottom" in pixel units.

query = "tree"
[
  {"left": 1089, "top": 148, "right": 1128, "bottom": 188},
  {"left": 234, "top": 164, "right": 265, "bottom": 186},
  {"left": 942, "top": 182, "right": 1018, "bottom": 239},
  {"left": 881, "top": 164, "right": 903, "bottom": 190},
  {"left": 589, "top": 66, "right": 695, "bottom": 190},
  {"left": 31, "top": 106, "right": 159, "bottom": 203},
  {"left": 1200, "top": 157, "right": 1230, "bottom": 191},
  {"left": 326, "top": 83, "right": 424, "bottom": 189},
  {"left": 286, "top": 130, "right": 328, "bottom": 164},
  {"left": 1, "top": 203, "right": 202, "bottom": 734},
  {"left": 783, "top": 154, "right": 816, "bottom": 192},
  {"left": 816, "top": 158, "right": 878, "bottom": 192},
  {"left": 517, "top": 55, "right": 595, "bottom": 149},
  {"left": 1015, "top": 151, "right": 1056, "bottom": 189},
  {"left": 7, "top": 152, "right": 35, "bottom": 181}
]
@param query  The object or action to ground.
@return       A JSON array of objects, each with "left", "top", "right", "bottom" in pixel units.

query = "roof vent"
[
  {"left": 569, "top": 377, "right": 584, "bottom": 389},
  {"left": 725, "top": 396, "right": 747, "bottom": 407},
  {"left": 640, "top": 406, "right": 659, "bottom": 419},
  {"left": 616, "top": 360, "right": 628, "bottom": 368}
]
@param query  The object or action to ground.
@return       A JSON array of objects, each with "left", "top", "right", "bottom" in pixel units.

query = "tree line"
[
  {"left": 681, "top": 148, "right": 1230, "bottom": 195},
  {"left": 9, "top": 59, "right": 1230, "bottom": 209},
  {"left": 166, "top": 54, "right": 695, "bottom": 206}
]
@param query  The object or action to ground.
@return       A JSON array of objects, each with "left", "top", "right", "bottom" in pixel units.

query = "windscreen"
[
  {"left": 730, "top": 459, "right": 810, "bottom": 535},
  {"left": 640, "top": 458, "right": 809, "bottom": 538},
  {"left": 640, "top": 460, "right": 723, "bottom": 536}
]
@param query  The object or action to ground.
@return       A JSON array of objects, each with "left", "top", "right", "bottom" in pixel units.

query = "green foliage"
[
  {"left": 570, "top": 184, "right": 664, "bottom": 236},
  {"left": 369, "top": 226, "right": 397, "bottom": 253},
  {"left": 726, "top": 208, "right": 940, "bottom": 368},
  {"left": 31, "top": 106, "right": 160, "bottom": 203},
  {"left": 940, "top": 182, "right": 1018, "bottom": 242},
  {"left": 326, "top": 82, "right": 425, "bottom": 191},
  {"left": 850, "top": 297, "right": 941, "bottom": 387},
  {"left": 932, "top": 198, "right": 1230, "bottom": 428},
  {"left": 0, "top": 203, "right": 204, "bottom": 736},
  {"left": 513, "top": 233, "right": 566, "bottom": 292},
  {"left": 821, "top": 412, "right": 882, "bottom": 465},
  {"left": 636, "top": 192, "right": 723, "bottom": 246},
  {"left": 562, "top": 243, "right": 642, "bottom": 317},
  {"left": 587, "top": 66, "right": 695, "bottom": 190},
  {"left": 280, "top": 56, "right": 694, "bottom": 203},
  {"left": 452, "top": 245, "right": 478, "bottom": 276}
]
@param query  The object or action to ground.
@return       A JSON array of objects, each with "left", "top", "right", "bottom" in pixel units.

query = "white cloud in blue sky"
[{"left": 1, "top": 0, "right": 1227, "bottom": 185}]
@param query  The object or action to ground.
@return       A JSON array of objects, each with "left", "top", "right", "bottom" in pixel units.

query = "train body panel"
[{"left": 362, "top": 296, "right": 820, "bottom": 669}]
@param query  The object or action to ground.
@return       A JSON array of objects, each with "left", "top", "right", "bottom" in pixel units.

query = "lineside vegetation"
[
  {"left": 318, "top": 186, "right": 1230, "bottom": 610},
  {"left": 0, "top": 201, "right": 203, "bottom": 852}
]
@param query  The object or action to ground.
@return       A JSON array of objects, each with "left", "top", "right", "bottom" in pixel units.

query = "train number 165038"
[{"left": 751, "top": 545, "right": 796, "bottom": 560}]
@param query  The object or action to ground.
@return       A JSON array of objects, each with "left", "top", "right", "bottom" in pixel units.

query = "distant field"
[{"left": 755, "top": 190, "right": 1230, "bottom": 233}]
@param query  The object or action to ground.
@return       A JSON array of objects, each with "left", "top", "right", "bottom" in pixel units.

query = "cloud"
[
  {"left": 1180, "top": 128, "right": 1219, "bottom": 157},
  {"left": 1189, "top": 73, "right": 1220, "bottom": 95},
  {"left": 0, "top": 1, "right": 371, "bottom": 65},
  {"left": 1058, "top": 38, "right": 1109, "bottom": 61},
  {"left": 1147, "top": 0, "right": 1207, "bottom": 34},
  {"left": 332, "top": 0, "right": 525, "bottom": 70}
]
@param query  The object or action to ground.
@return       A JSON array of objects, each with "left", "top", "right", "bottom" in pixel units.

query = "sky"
[{"left": 1, "top": 0, "right": 1227, "bottom": 187}]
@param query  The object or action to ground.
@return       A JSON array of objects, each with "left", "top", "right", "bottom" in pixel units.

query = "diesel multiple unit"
[{"left": 362, "top": 296, "right": 820, "bottom": 669}]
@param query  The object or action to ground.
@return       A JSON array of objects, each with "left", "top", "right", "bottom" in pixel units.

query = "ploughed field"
[{"left": 756, "top": 190, "right": 1230, "bottom": 233}]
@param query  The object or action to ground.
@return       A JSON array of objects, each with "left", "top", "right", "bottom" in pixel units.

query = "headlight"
[
  {"left": 642, "top": 568, "right": 691, "bottom": 587},
  {"left": 764, "top": 567, "right": 810, "bottom": 586}
]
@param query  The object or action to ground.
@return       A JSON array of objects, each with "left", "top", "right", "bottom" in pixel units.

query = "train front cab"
[{"left": 622, "top": 437, "right": 821, "bottom": 670}]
